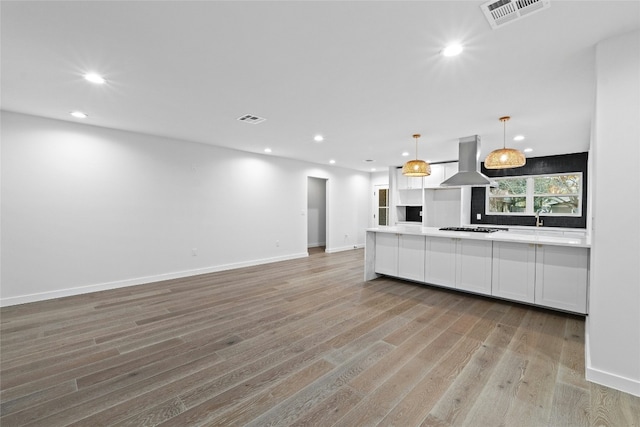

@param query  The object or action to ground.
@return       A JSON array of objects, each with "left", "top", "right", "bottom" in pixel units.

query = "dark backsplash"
[{"left": 471, "top": 152, "right": 588, "bottom": 229}]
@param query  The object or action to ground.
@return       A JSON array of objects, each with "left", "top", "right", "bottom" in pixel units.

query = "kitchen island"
[{"left": 365, "top": 226, "right": 591, "bottom": 314}]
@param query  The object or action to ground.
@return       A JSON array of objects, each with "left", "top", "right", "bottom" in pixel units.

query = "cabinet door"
[
  {"left": 456, "top": 239, "right": 493, "bottom": 295},
  {"left": 535, "top": 245, "right": 588, "bottom": 313},
  {"left": 492, "top": 241, "right": 536, "bottom": 303},
  {"left": 425, "top": 237, "right": 456, "bottom": 288},
  {"left": 443, "top": 162, "right": 459, "bottom": 181},
  {"left": 398, "top": 235, "right": 426, "bottom": 282},
  {"left": 407, "top": 176, "right": 424, "bottom": 189},
  {"left": 375, "top": 233, "right": 399, "bottom": 276},
  {"left": 423, "top": 165, "right": 444, "bottom": 188},
  {"left": 396, "top": 169, "right": 423, "bottom": 189},
  {"left": 396, "top": 169, "right": 408, "bottom": 190}
]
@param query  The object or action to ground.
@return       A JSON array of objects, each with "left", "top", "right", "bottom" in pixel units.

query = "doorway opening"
[{"left": 307, "top": 177, "right": 327, "bottom": 254}]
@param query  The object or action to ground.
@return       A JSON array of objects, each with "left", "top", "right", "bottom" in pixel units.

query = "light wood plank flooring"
[{"left": 1, "top": 247, "right": 639, "bottom": 426}]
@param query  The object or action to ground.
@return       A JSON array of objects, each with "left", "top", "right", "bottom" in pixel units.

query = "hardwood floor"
[{"left": 1, "top": 248, "right": 638, "bottom": 426}]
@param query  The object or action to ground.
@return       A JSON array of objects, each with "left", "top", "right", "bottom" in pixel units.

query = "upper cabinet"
[
  {"left": 423, "top": 162, "right": 459, "bottom": 188},
  {"left": 396, "top": 170, "right": 424, "bottom": 190},
  {"left": 395, "top": 162, "right": 458, "bottom": 190}
]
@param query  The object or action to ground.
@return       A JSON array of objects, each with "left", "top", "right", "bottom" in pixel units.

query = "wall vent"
[
  {"left": 237, "top": 114, "right": 266, "bottom": 124},
  {"left": 481, "top": 0, "right": 550, "bottom": 29}
]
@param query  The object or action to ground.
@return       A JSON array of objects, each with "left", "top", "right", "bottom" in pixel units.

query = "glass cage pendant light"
[
  {"left": 402, "top": 134, "right": 431, "bottom": 177},
  {"left": 484, "top": 116, "right": 526, "bottom": 169}
]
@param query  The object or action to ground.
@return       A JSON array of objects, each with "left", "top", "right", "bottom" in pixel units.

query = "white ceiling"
[{"left": 2, "top": 1, "right": 639, "bottom": 173}]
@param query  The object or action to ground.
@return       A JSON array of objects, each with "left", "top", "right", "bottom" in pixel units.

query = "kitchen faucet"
[{"left": 535, "top": 209, "right": 544, "bottom": 227}]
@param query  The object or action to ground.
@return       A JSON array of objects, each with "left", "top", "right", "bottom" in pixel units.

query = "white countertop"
[{"left": 366, "top": 226, "right": 591, "bottom": 248}]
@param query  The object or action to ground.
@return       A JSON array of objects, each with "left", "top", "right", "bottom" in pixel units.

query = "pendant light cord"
[{"left": 499, "top": 116, "right": 510, "bottom": 149}]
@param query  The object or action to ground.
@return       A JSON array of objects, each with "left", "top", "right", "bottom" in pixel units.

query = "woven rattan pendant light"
[
  {"left": 484, "top": 116, "right": 526, "bottom": 169},
  {"left": 402, "top": 134, "right": 431, "bottom": 177}
]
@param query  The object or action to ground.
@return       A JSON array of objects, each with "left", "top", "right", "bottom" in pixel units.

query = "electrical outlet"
[
  {"left": 191, "top": 248, "right": 197, "bottom": 256},
  {"left": 276, "top": 240, "right": 280, "bottom": 247},
  {"left": 477, "top": 213, "right": 482, "bottom": 220}
]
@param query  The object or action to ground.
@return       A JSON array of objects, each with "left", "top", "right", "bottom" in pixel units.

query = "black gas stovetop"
[{"left": 438, "top": 226, "right": 507, "bottom": 233}]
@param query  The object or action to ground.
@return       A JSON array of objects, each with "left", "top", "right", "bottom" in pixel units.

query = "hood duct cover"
[{"left": 440, "top": 135, "right": 495, "bottom": 187}]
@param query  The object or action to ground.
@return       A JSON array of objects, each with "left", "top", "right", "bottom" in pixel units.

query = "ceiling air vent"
[
  {"left": 237, "top": 114, "right": 266, "bottom": 124},
  {"left": 481, "top": 0, "right": 550, "bottom": 29}
]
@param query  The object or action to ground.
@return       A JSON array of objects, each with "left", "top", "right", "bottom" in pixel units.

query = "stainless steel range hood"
[{"left": 440, "top": 135, "right": 495, "bottom": 187}]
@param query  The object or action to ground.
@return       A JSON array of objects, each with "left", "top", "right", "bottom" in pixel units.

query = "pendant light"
[
  {"left": 484, "top": 116, "right": 526, "bottom": 169},
  {"left": 402, "top": 134, "right": 431, "bottom": 177}
]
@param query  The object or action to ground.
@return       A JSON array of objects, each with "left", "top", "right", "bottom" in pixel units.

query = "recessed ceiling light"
[
  {"left": 264, "top": 148, "right": 272, "bottom": 153},
  {"left": 84, "top": 73, "right": 105, "bottom": 84},
  {"left": 314, "top": 135, "right": 324, "bottom": 142},
  {"left": 371, "top": 168, "right": 377, "bottom": 172},
  {"left": 329, "top": 159, "right": 336, "bottom": 164},
  {"left": 514, "top": 135, "right": 525, "bottom": 141},
  {"left": 70, "top": 111, "right": 88, "bottom": 118},
  {"left": 442, "top": 43, "right": 463, "bottom": 57},
  {"left": 401, "top": 151, "right": 410, "bottom": 157},
  {"left": 524, "top": 148, "right": 533, "bottom": 153}
]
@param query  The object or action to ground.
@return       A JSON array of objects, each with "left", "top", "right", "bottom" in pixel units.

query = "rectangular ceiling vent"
[
  {"left": 237, "top": 114, "right": 266, "bottom": 124},
  {"left": 481, "top": 0, "right": 550, "bottom": 29}
]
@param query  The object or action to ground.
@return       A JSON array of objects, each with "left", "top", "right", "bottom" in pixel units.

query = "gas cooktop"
[{"left": 439, "top": 226, "right": 507, "bottom": 233}]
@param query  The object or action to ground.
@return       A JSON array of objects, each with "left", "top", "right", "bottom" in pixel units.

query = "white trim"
[
  {"left": 0, "top": 252, "right": 309, "bottom": 307},
  {"left": 585, "top": 321, "right": 640, "bottom": 397},
  {"left": 586, "top": 366, "right": 640, "bottom": 397},
  {"left": 325, "top": 244, "right": 364, "bottom": 254}
]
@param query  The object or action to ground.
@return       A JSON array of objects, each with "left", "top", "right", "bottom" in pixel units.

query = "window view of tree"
[
  {"left": 378, "top": 188, "right": 389, "bottom": 226},
  {"left": 533, "top": 175, "right": 581, "bottom": 214},
  {"left": 487, "top": 173, "right": 582, "bottom": 216},
  {"left": 488, "top": 178, "right": 527, "bottom": 213}
]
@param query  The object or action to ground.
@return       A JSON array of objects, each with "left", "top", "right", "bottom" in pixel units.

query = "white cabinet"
[
  {"left": 443, "top": 162, "right": 459, "bottom": 181},
  {"left": 396, "top": 169, "right": 423, "bottom": 190},
  {"left": 425, "top": 236, "right": 457, "bottom": 288},
  {"left": 374, "top": 233, "right": 425, "bottom": 282},
  {"left": 535, "top": 245, "right": 588, "bottom": 313},
  {"left": 425, "top": 237, "right": 492, "bottom": 295},
  {"left": 492, "top": 241, "right": 536, "bottom": 303},
  {"left": 423, "top": 162, "right": 458, "bottom": 188},
  {"left": 492, "top": 242, "right": 588, "bottom": 313},
  {"left": 423, "top": 165, "right": 444, "bottom": 188},
  {"left": 398, "top": 235, "right": 426, "bottom": 282},
  {"left": 374, "top": 233, "right": 398, "bottom": 276},
  {"left": 371, "top": 231, "right": 589, "bottom": 314},
  {"left": 456, "top": 239, "right": 493, "bottom": 295}
]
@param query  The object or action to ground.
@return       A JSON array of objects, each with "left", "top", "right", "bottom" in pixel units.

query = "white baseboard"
[
  {"left": 586, "top": 367, "right": 640, "bottom": 397},
  {"left": 585, "top": 325, "right": 640, "bottom": 397},
  {"left": 325, "top": 244, "right": 364, "bottom": 253},
  {"left": 0, "top": 252, "right": 309, "bottom": 307}
]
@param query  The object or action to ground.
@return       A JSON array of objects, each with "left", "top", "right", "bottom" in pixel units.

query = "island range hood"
[{"left": 440, "top": 135, "right": 495, "bottom": 187}]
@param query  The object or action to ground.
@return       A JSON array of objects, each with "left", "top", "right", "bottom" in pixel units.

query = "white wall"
[
  {"left": 307, "top": 177, "right": 326, "bottom": 248},
  {"left": 588, "top": 30, "right": 640, "bottom": 396},
  {"left": 0, "top": 112, "right": 371, "bottom": 306}
]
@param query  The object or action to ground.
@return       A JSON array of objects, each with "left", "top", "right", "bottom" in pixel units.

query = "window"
[
  {"left": 377, "top": 188, "right": 389, "bottom": 226},
  {"left": 487, "top": 173, "right": 582, "bottom": 216}
]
